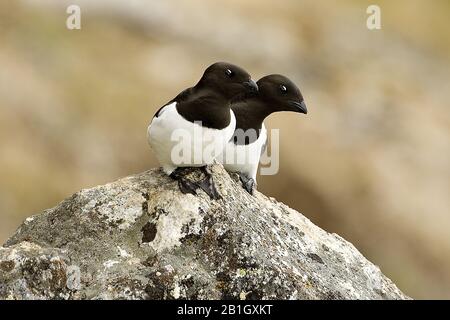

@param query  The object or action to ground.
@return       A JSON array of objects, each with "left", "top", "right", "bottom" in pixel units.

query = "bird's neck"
[
  {"left": 175, "top": 85, "right": 231, "bottom": 130},
  {"left": 191, "top": 84, "right": 228, "bottom": 106},
  {"left": 251, "top": 96, "right": 275, "bottom": 120},
  {"left": 232, "top": 96, "right": 273, "bottom": 131}
]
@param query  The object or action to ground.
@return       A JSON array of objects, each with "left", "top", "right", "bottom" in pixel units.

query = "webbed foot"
[
  {"left": 239, "top": 173, "right": 256, "bottom": 195},
  {"left": 198, "top": 167, "right": 221, "bottom": 200},
  {"left": 170, "top": 168, "right": 198, "bottom": 195}
]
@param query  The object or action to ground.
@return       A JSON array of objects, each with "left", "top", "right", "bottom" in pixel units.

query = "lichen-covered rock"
[{"left": 0, "top": 165, "right": 408, "bottom": 300}]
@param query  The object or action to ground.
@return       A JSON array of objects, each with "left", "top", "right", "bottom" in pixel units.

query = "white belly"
[
  {"left": 147, "top": 102, "right": 236, "bottom": 175},
  {"left": 219, "top": 124, "right": 267, "bottom": 181}
]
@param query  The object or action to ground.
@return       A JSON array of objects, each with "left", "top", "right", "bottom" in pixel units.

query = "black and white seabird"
[
  {"left": 147, "top": 62, "right": 258, "bottom": 199},
  {"left": 220, "top": 74, "right": 307, "bottom": 194}
]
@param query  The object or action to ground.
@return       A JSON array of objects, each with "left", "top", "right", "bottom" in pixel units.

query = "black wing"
[{"left": 153, "top": 87, "right": 192, "bottom": 118}]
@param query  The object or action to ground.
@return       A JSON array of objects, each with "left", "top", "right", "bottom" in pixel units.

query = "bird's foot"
[
  {"left": 169, "top": 168, "right": 198, "bottom": 196},
  {"left": 177, "top": 179, "right": 198, "bottom": 196},
  {"left": 169, "top": 167, "right": 220, "bottom": 199},
  {"left": 198, "top": 166, "right": 221, "bottom": 200},
  {"left": 239, "top": 173, "right": 256, "bottom": 195}
]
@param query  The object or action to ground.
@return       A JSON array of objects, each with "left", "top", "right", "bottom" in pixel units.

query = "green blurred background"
[{"left": 1, "top": 0, "right": 449, "bottom": 299}]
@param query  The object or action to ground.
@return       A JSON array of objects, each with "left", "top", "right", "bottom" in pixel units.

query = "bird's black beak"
[
  {"left": 288, "top": 100, "right": 308, "bottom": 114},
  {"left": 243, "top": 79, "right": 258, "bottom": 92}
]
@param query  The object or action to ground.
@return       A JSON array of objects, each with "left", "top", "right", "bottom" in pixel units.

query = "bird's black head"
[
  {"left": 256, "top": 74, "right": 307, "bottom": 114},
  {"left": 198, "top": 62, "right": 258, "bottom": 101}
]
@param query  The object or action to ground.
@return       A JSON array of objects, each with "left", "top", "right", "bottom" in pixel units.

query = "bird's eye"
[
  {"left": 280, "top": 85, "right": 288, "bottom": 93},
  {"left": 225, "top": 69, "right": 234, "bottom": 77}
]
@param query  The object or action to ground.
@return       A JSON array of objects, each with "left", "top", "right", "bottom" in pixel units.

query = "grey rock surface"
[{"left": 0, "top": 165, "right": 408, "bottom": 300}]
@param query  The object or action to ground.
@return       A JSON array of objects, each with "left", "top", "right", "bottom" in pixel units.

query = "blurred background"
[{"left": 1, "top": 0, "right": 449, "bottom": 299}]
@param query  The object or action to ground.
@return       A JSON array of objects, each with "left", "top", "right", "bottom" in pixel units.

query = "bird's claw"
[
  {"left": 239, "top": 173, "right": 256, "bottom": 195},
  {"left": 170, "top": 167, "right": 221, "bottom": 200},
  {"left": 177, "top": 178, "right": 198, "bottom": 195},
  {"left": 198, "top": 176, "right": 221, "bottom": 200},
  {"left": 199, "top": 166, "right": 221, "bottom": 200}
]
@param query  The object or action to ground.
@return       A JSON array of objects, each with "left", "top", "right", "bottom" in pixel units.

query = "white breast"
[
  {"left": 219, "top": 124, "right": 267, "bottom": 181},
  {"left": 147, "top": 102, "right": 236, "bottom": 175}
]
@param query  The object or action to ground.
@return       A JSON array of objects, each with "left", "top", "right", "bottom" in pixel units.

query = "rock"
[{"left": 0, "top": 165, "right": 408, "bottom": 300}]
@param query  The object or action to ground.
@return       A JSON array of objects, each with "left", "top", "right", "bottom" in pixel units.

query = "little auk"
[
  {"left": 219, "top": 74, "right": 307, "bottom": 194},
  {"left": 147, "top": 62, "right": 258, "bottom": 199}
]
